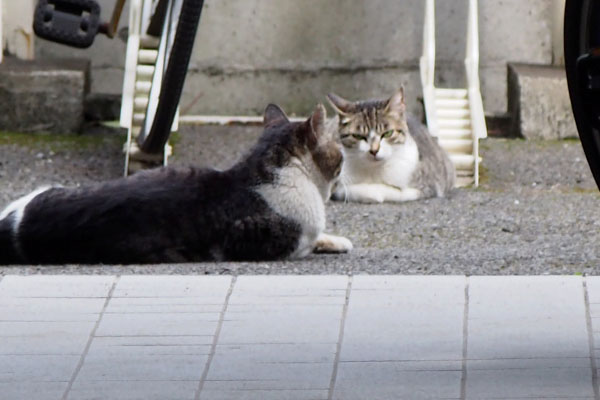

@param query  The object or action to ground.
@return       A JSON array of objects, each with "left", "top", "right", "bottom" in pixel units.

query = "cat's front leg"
[
  {"left": 332, "top": 183, "right": 385, "bottom": 203},
  {"left": 313, "top": 233, "right": 353, "bottom": 254},
  {"left": 384, "top": 187, "right": 422, "bottom": 202},
  {"left": 334, "top": 183, "right": 422, "bottom": 203}
]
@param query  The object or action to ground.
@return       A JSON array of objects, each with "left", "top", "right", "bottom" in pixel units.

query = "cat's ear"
[
  {"left": 327, "top": 93, "right": 355, "bottom": 115},
  {"left": 384, "top": 87, "right": 406, "bottom": 115},
  {"left": 264, "top": 104, "right": 289, "bottom": 126},
  {"left": 304, "top": 104, "right": 327, "bottom": 148}
]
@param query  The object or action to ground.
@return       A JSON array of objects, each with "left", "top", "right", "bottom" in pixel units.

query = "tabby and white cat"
[
  {"left": 0, "top": 104, "right": 352, "bottom": 264},
  {"left": 327, "top": 88, "right": 455, "bottom": 203}
]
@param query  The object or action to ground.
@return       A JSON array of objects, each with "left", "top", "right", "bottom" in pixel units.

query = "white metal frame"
[
  {"left": 120, "top": 0, "right": 180, "bottom": 174},
  {"left": 0, "top": 0, "right": 3, "bottom": 64},
  {"left": 420, "top": 0, "right": 487, "bottom": 187}
]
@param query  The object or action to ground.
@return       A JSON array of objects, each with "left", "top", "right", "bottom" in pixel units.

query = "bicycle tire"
[
  {"left": 564, "top": 0, "right": 600, "bottom": 190},
  {"left": 138, "top": 0, "right": 205, "bottom": 154}
]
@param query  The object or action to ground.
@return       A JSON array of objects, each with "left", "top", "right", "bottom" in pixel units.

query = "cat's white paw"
[
  {"left": 340, "top": 184, "right": 385, "bottom": 203},
  {"left": 331, "top": 187, "right": 347, "bottom": 202},
  {"left": 314, "top": 233, "right": 353, "bottom": 254},
  {"left": 358, "top": 193, "right": 385, "bottom": 204}
]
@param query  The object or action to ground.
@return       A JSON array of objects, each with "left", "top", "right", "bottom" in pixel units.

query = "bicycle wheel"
[
  {"left": 121, "top": 0, "right": 204, "bottom": 173},
  {"left": 564, "top": 0, "right": 600, "bottom": 190}
]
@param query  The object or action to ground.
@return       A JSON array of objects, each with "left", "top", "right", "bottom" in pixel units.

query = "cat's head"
[
  {"left": 327, "top": 88, "right": 409, "bottom": 162},
  {"left": 261, "top": 103, "right": 343, "bottom": 198}
]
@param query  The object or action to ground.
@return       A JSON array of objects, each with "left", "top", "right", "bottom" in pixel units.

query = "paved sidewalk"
[{"left": 0, "top": 275, "right": 599, "bottom": 400}]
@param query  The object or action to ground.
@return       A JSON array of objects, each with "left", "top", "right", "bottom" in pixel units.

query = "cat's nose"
[{"left": 369, "top": 148, "right": 379, "bottom": 156}]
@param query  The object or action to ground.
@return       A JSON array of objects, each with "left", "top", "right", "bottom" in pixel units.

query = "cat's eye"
[
  {"left": 382, "top": 130, "right": 395, "bottom": 139},
  {"left": 334, "top": 165, "right": 342, "bottom": 177},
  {"left": 352, "top": 134, "right": 367, "bottom": 141}
]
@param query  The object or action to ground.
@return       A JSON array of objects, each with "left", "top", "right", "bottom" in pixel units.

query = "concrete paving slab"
[
  {"left": 205, "top": 276, "right": 347, "bottom": 398},
  {"left": 113, "top": 276, "right": 232, "bottom": 298},
  {"left": 333, "top": 365, "right": 462, "bottom": 400},
  {"left": 0, "top": 382, "right": 68, "bottom": 400},
  {"left": 75, "top": 354, "right": 208, "bottom": 382},
  {"left": 468, "top": 276, "right": 589, "bottom": 360},
  {"left": 0, "top": 354, "right": 79, "bottom": 382},
  {"left": 1, "top": 275, "right": 600, "bottom": 400},
  {"left": 67, "top": 380, "right": 198, "bottom": 400},
  {"left": 339, "top": 276, "right": 465, "bottom": 362},
  {"left": 200, "top": 387, "right": 329, "bottom": 400},
  {"left": 0, "top": 297, "right": 106, "bottom": 321},
  {"left": 0, "top": 275, "right": 115, "bottom": 298},
  {"left": 466, "top": 368, "right": 594, "bottom": 399},
  {"left": 95, "top": 313, "right": 218, "bottom": 337},
  {"left": 466, "top": 276, "right": 593, "bottom": 399},
  {"left": 334, "top": 276, "right": 465, "bottom": 399},
  {"left": 89, "top": 336, "right": 212, "bottom": 356}
]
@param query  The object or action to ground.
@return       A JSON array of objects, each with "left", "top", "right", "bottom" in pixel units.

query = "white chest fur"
[
  {"left": 343, "top": 135, "right": 419, "bottom": 189},
  {"left": 255, "top": 157, "right": 327, "bottom": 258}
]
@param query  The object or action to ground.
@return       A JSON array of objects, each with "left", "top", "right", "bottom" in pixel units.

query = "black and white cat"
[{"left": 0, "top": 104, "right": 352, "bottom": 264}]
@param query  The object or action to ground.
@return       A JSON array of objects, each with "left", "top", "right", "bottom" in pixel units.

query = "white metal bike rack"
[
  {"left": 0, "top": 1, "right": 3, "bottom": 64},
  {"left": 420, "top": 0, "right": 487, "bottom": 187},
  {"left": 120, "top": 0, "right": 177, "bottom": 174}
]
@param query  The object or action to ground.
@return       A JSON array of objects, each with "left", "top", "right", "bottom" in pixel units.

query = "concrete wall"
[{"left": 35, "top": 0, "right": 553, "bottom": 117}]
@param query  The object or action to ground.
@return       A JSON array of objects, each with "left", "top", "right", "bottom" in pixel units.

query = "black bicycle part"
[
  {"left": 565, "top": 0, "right": 600, "bottom": 190},
  {"left": 33, "top": 0, "right": 101, "bottom": 48},
  {"left": 146, "top": 0, "right": 169, "bottom": 37},
  {"left": 138, "top": 0, "right": 205, "bottom": 154}
]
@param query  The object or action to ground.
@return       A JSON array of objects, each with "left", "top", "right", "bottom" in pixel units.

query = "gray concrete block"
[
  {"left": 68, "top": 380, "right": 198, "bottom": 400},
  {"left": 95, "top": 312, "right": 218, "bottom": 337},
  {"left": 508, "top": 63, "right": 578, "bottom": 139},
  {"left": 113, "top": 275, "right": 232, "bottom": 298},
  {"left": 106, "top": 297, "right": 223, "bottom": 314},
  {"left": 468, "top": 276, "right": 589, "bottom": 360},
  {"left": 200, "top": 388, "right": 328, "bottom": 400},
  {"left": 466, "top": 368, "right": 594, "bottom": 399},
  {"left": 333, "top": 364, "right": 462, "bottom": 400},
  {"left": 0, "top": 275, "right": 115, "bottom": 298},
  {"left": 89, "top": 336, "right": 212, "bottom": 356},
  {"left": 585, "top": 277, "right": 600, "bottom": 304},
  {"left": 218, "top": 276, "right": 346, "bottom": 344},
  {"left": 0, "top": 382, "right": 67, "bottom": 400},
  {"left": 218, "top": 305, "right": 343, "bottom": 344},
  {"left": 0, "top": 320, "right": 96, "bottom": 338},
  {"left": 0, "top": 354, "right": 79, "bottom": 382},
  {"left": 341, "top": 276, "right": 465, "bottom": 362},
  {"left": 214, "top": 343, "right": 336, "bottom": 364},
  {"left": 466, "top": 276, "right": 591, "bottom": 398},
  {"left": 205, "top": 344, "right": 336, "bottom": 395},
  {"left": 75, "top": 354, "right": 208, "bottom": 381},
  {"left": 0, "top": 297, "right": 105, "bottom": 321},
  {"left": 206, "top": 361, "right": 333, "bottom": 389},
  {"left": 0, "top": 334, "right": 90, "bottom": 356},
  {"left": 0, "top": 57, "right": 89, "bottom": 133}
]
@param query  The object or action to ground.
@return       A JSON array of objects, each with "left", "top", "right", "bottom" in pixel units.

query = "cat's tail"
[{"left": 0, "top": 216, "right": 20, "bottom": 265}]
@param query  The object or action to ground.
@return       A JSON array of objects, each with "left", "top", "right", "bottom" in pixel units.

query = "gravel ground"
[{"left": 1, "top": 125, "right": 599, "bottom": 275}]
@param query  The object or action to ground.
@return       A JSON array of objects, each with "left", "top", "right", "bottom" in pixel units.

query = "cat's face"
[
  {"left": 327, "top": 89, "right": 409, "bottom": 162},
  {"left": 263, "top": 103, "right": 344, "bottom": 195}
]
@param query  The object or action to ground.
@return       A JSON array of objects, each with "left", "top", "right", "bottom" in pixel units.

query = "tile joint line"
[
  {"left": 583, "top": 277, "right": 600, "bottom": 400},
  {"left": 460, "top": 276, "right": 470, "bottom": 400},
  {"left": 194, "top": 275, "right": 237, "bottom": 400},
  {"left": 328, "top": 275, "right": 353, "bottom": 400},
  {"left": 61, "top": 275, "right": 121, "bottom": 400}
]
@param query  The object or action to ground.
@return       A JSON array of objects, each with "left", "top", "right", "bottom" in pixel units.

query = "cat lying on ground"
[
  {"left": 0, "top": 104, "right": 352, "bottom": 265},
  {"left": 327, "top": 88, "right": 455, "bottom": 203}
]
